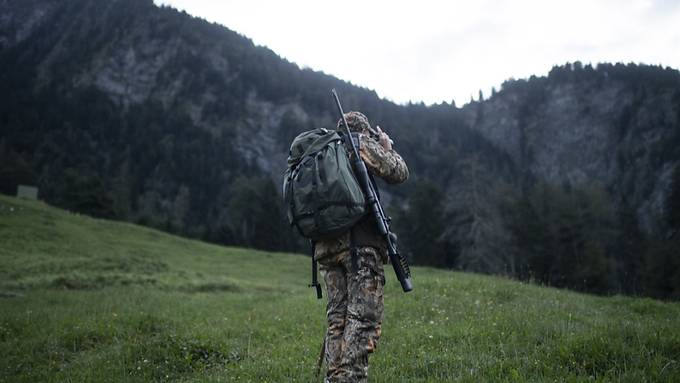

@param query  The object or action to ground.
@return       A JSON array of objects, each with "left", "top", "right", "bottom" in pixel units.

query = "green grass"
[{"left": 1, "top": 194, "right": 679, "bottom": 382}]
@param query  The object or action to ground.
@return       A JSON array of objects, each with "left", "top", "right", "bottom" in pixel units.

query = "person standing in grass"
[{"left": 315, "top": 111, "right": 409, "bottom": 383}]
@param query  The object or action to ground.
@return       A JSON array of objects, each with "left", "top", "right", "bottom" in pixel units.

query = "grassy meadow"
[{"left": 0, "top": 194, "right": 679, "bottom": 382}]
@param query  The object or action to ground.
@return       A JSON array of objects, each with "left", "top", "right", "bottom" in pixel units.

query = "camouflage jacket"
[{"left": 314, "top": 133, "right": 409, "bottom": 261}]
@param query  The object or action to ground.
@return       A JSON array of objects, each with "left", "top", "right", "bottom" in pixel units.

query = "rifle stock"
[{"left": 331, "top": 89, "right": 413, "bottom": 293}]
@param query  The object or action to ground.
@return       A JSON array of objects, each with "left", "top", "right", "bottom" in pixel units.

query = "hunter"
[{"left": 316, "top": 111, "right": 409, "bottom": 382}]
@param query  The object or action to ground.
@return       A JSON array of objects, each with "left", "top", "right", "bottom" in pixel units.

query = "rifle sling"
[{"left": 310, "top": 241, "right": 322, "bottom": 299}]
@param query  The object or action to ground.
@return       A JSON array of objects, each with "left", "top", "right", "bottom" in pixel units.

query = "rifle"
[{"left": 331, "top": 89, "right": 413, "bottom": 292}]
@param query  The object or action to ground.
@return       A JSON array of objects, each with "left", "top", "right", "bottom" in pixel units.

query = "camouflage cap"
[{"left": 337, "top": 111, "right": 376, "bottom": 135}]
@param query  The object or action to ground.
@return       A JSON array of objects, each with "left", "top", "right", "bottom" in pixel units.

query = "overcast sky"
[{"left": 154, "top": 0, "right": 680, "bottom": 106}]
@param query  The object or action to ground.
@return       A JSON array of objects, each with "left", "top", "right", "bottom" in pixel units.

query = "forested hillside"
[{"left": 1, "top": 0, "right": 679, "bottom": 299}]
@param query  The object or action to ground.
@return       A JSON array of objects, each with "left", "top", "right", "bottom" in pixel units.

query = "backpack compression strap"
[
  {"left": 293, "top": 132, "right": 342, "bottom": 167},
  {"left": 309, "top": 241, "right": 322, "bottom": 299}
]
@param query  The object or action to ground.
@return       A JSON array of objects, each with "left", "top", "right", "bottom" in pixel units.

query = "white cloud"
[{"left": 155, "top": 0, "right": 680, "bottom": 105}]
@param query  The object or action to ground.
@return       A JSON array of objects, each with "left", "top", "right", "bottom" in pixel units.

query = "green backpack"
[{"left": 283, "top": 128, "right": 366, "bottom": 240}]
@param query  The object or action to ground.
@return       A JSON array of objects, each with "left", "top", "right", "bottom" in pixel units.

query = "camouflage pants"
[{"left": 319, "top": 247, "right": 386, "bottom": 383}]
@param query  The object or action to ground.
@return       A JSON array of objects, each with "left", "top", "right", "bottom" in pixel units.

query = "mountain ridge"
[{"left": 1, "top": 0, "right": 679, "bottom": 298}]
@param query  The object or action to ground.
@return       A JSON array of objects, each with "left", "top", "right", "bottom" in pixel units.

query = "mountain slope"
[{"left": 1, "top": 195, "right": 679, "bottom": 382}]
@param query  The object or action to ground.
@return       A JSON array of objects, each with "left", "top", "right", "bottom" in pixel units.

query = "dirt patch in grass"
[
  {"left": 491, "top": 288, "right": 520, "bottom": 303},
  {"left": 627, "top": 298, "right": 668, "bottom": 316},
  {"left": 125, "top": 327, "right": 236, "bottom": 380},
  {"left": 0, "top": 291, "right": 23, "bottom": 298},
  {"left": 25, "top": 256, "right": 169, "bottom": 276},
  {"left": 0, "top": 320, "right": 24, "bottom": 342},
  {"left": 557, "top": 325, "right": 680, "bottom": 378},
  {"left": 179, "top": 282, "right": 241, "bottom": 294},
  {"left": 50, "top": 273, "right": 158, "bottom": 290},
  {"left": 107, "top": 253, "right": 169, "bottom": 274}
]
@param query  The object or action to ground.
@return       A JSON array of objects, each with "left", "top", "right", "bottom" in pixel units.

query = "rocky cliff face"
[
  {"left": 0, "top": 0, "right": 322, "bottom": 176},
  {"left": 466, "top": 68, "right": 680, "bottom": 232},
  {"left": 0, "top": 0, "right": 55, "bottom": 48}
]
